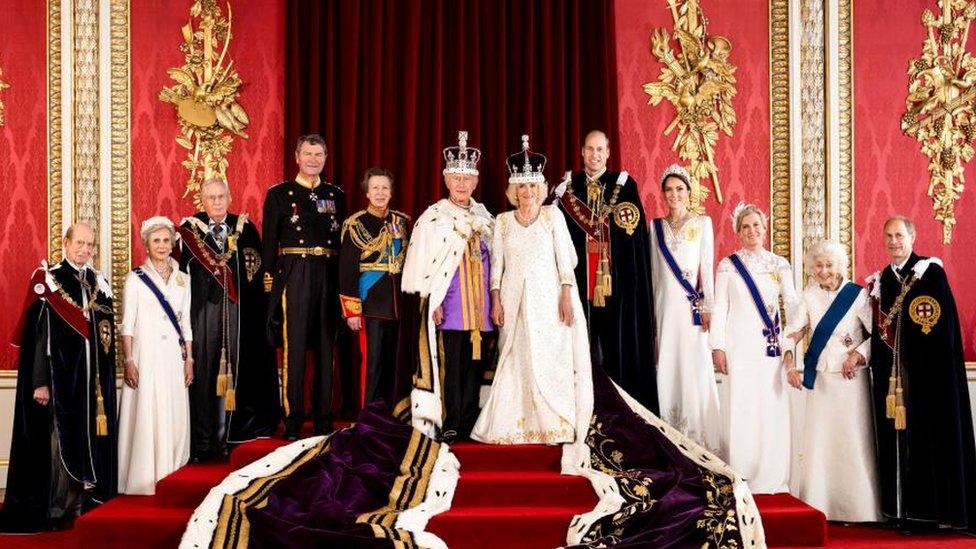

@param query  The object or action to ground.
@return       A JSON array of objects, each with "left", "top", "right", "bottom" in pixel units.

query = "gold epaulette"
[
  {"left": 341, "top": 210, "right": 367, "bottom": 242},
  {"left": 391, "top": 209, "right": 411, "bottom": 222}
]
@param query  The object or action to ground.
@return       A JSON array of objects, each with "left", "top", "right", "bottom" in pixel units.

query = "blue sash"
[
  {"left": 802, "top": 282, "right": 862, "bottom": 389},
  {"left": 727, "top": 254, "right": 781, "bottom": 357},
  {"left": 359, "top": 238, "right": 402, "bottom": 301},
  {"left": 135, "top": 268, "right": 187, "bottom": 359},
  {"left": 652, "top": 218, "right": 703, "bottom": 325}
]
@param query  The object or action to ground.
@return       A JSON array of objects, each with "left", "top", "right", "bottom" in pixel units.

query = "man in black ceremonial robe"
[
  {"left": 0, "top": 222, "right": 117, "bottom": 532},
  {"left": 338, "top": 167, "right": 410, "bottom": 408},
  {"left": 263, "top": 134, "right": 345, "bottom": 440},
  {"left": 179, "top": 178, "right": 280, "bottom": 462},
  {"left": 555, "top": 130, "right": 658, "bottom": 413},
  {"left": 868, "top": 215, "right": 976, "bottom": 532}
]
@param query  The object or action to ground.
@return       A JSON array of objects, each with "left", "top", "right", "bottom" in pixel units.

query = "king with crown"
[{"left": 401, "top": 130, "right": 495, "bottom": 444}]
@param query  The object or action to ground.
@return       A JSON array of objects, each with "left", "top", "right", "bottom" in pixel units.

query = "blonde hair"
[
  {"left": 804, "top": 239, "right": 849, "bottom": 278},
  {"left": 506, "top": 181, "right": 548, "bottom": 207},
  {"left": 734, "top": 204, "right": 767, "bottom": 232}
]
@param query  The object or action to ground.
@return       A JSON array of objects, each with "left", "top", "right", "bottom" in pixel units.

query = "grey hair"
[
  {"left": 139, "top": 216, "right": 176, "bottom": 248},
  {"left": 804, "top": 239, "right": 849, "bottom": 278},
  {"left": 506, "top": 181, "right": 548, "bottom": 207},
  {"left": 200, "top": 177, "right": 231, "bottom": 195},
  {"left": 64, "top": 220, "right": 97, "bottom": 241},
  {"left": 734, "top": 204, "right": 767, "bottom": 232},
  {"left": 884, "top": 215, "right": 916, "bottom": 237}
]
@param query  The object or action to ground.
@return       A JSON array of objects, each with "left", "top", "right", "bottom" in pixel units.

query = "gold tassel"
[
  {"left": 885, "top": 375, "right": 896, "bottom": 419},
  {"left": 894, "top": 388, "right": 907, "bottom": 430},
  {"left": 470, "top": 330, "right": 482, "bottom": 360},
  {"left": 225, "top": 372, "right": 236, "bottom": 411},
  {"left": 95, "top": 394, "right": 108, "bottom": 437},
  {"left": 593, "top": 283, "right": 606, "bottom": 307},
  {"left": 216, "top": 348, "right": 228, "bottom": 396}
]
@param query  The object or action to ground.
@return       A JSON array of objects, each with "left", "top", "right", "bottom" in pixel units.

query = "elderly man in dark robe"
[
  {"left": 179, "top": 178, "right": 280, "bottom": 462},
  {"left": 0, "top": 222, "right": 118, "bottom": 532}
]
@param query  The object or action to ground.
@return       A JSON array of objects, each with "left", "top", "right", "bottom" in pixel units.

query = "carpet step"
[
  {"left": 427, "top": 506, "right": 584, "bottom": 549},
  {"left": 755, "top": 493, "right": 827, "bottom": 547},
  {"left": 450, "top": 442, "right": 562, "bottom": 472},
  {"left": 453, "top": 471, "right": 596, "bottom": 508},
  {"left": 73, "top": 496, "right": 191, "bottom": 548},
  {"left": 155, "top": 462, "right": 233, "bottom": 508},
  {"left": 230, "top": 438, "right": 289, "bottom": 469}
]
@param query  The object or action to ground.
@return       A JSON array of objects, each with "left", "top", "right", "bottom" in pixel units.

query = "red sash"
[
  {"left": 560, "top": 192, "right": 611, "bottom": 300},
  {"left": 178, "top": 225, "right": 239, "bottom": 303},
  {"left": 12, "top": 268, "right": 91, "bottom": 342}
]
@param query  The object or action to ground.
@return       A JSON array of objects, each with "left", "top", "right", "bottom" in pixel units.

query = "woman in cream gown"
[
  {"left": 471, "top": 138, "right": 588, "bottom": 444},
  {"left": 649, "top": 164, "right": 721, "bottom": 452},
  {"left": 118, "top": 217, "right": 194, "bottom": 495},
  {"left": 784, "top": 240, "right": 881, "bottom": 521},
  {"left": 710, "top": 204, "right": 799, "bottom": 494}
]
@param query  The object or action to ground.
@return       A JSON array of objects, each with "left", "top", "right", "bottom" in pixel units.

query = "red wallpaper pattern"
[
  {"left": 614, "top": 0, "right": 771, "bottom": 260},
  {"left": 130, "top": 0, "right": 284, "bottom": 265},
  {"left": 854, "top": 0, "right": 976, "bottom": 359},
  {"left": 0, "top": 2, "right": 47, "bottom": 368}
]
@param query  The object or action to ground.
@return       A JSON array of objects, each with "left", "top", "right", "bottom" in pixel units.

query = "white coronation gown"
[
  {"left": 649, "top": 215, "right": 721, "bottom": 453},
  {"left": 471, "top": 206, "right": 589, "bottom": 445},
  {"left": 710, "top": 248, "right": 798, "bottom": 494}
]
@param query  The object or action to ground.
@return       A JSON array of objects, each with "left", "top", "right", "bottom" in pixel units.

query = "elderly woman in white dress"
[
  {"left": 118, "top": 217, "right": 194, "bottom": 495},
  {"left": 783, "top": 240, "right": 881, "bottom": 521},
  {"left": 649, "top": 164, "right": 720, "bottom": 452},
  {"left": 471, "top": 136, "right": 589, "bottom": 445},
  {"left": 710, "top": 204, "right": 799, "bottom": 494}
]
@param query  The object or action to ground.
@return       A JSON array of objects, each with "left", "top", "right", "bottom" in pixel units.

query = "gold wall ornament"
[
  {"left": 901, "top": 1, "right": 976, "bottom": 244},
  {"left": 159, "top": 0, "right": 249, "bottom": 206},
  {"left": 643, "top": 0, "right": 737, "bottom": 212},
  {"left": 0, "top": 67, "right": 9, "bottom": 126}
]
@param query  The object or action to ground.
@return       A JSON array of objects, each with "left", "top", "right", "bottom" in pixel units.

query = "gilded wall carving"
[
  {"left": 770, "top": 0, "right": 792, "bottom": 260},
  {"left": 801, "top": 0, "right": 827, "bottom": 256},
  {"left": 47, "top": 0, "right": 63, "bottom": 263}
]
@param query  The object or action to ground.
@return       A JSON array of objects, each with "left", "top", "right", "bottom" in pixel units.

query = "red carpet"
[{"left": 2, "top": 437, "right": 971, "bottom": 548}]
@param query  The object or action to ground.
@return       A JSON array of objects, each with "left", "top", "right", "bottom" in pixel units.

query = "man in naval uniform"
[
  {"left": 401, "top": 131, "right": 495, "bottom": 444},
  {"left": 554, "top": 130, "right": 658, "bottom": 413},
  {"left": 0, "top": 222, "right": 118, "bottom": 532},
  {"left": 179, "top": 178, "right": 280, "bottom": 462},
  {"left": 339, "top": 167, "right": 410, "bottom": 408},
  {"left": 263, "top": 134, "right": 345, "bottom": 440},
  {"left": 867, "top": 215, "right": 976, "bottom": 533}
]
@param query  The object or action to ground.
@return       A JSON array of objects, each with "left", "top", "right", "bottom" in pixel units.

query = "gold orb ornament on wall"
[
  {"left": 159, "top": 0, "right": 249, "bottom": 207},
  {"left": 643, "top": 0, "right": 737, "bottom": 213},
  {"left": 902, "top": 1, "right": 976, "bottom": 244}
]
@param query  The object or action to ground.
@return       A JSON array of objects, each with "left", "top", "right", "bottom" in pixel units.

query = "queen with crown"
[{"left": 471, "top": 135, "right": 589, "bottom": 445}]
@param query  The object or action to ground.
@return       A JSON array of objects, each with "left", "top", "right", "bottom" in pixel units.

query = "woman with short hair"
[
  {"left": 118, "top": 216, "right": 193, "bottom": 495},
  {"left": 784, "top": 239, "right": 881, "bottom": 521},
  {"left": 710, "top": 203, "right": 799, "bottom": 493}
]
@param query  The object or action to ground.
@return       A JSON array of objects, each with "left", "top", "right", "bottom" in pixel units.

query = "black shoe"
[
  {"left": 312, "top": 423, "right": 334, "bottom": 436},
  {"left": 283, "top": 430, "right": 299, "bottom": 442}
]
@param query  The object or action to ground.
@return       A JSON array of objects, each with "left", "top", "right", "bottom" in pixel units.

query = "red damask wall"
[
  {"left": 0, "top": 2, "right": 47, "bottom": 368},
  {"left": 130, "top": 0, "right": 285, "bottom": 265},
  {"left": 614, "top": 0, "right": 771, "bottom": 260},
  {"left": 854, "top": 0, "right": 976, "bottom": 359}
]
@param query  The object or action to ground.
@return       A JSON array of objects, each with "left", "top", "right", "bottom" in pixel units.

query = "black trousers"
[
  {"left": 438, "top": 329, "right": 491, "bottom": 439},
  {"left": 189, "top": 298, "right": 237, "bottom": 457},
  {"left": 281, "top": 257, "right": 338, "bottom": 432},
  {"left": 363, "top": 317, "right": 399, "bottom": 406}
]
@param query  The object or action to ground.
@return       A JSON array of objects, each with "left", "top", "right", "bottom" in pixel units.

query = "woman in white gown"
[
  {"left": 784, "top": 240, "right": 881, "bottom": 521},
  {"left": 118, "top": 217, "right": 194, "bottom": 495},
  {"left": 471, "top": 136, "right": 588, "bottom": 445},
  {"left": 649, "top": 164, "right": 721, "bottom": 452},
  {"left": 710, "top": 204, "right": 799, "bottom": 494}
]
